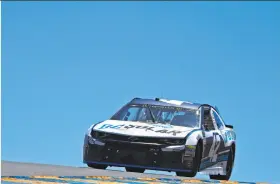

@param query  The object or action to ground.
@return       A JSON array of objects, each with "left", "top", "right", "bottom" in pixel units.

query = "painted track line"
[{"left": 1, "top": 161, "right": 269, "bottom": 184}]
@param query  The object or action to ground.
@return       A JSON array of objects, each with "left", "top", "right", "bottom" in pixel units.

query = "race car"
[{"left": 83, "top": 97, "right": 236, "bottom": 180}]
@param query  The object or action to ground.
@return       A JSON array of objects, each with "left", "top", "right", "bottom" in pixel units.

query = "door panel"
[
  {"left": 202, "top": 131, "right": 214, "bottom": 159},
  {"left": 218, "top": 129, "right": 233, "bottom": 152},
  {"left": 208, "top": 131, "right": 221, "bottom": 162}
]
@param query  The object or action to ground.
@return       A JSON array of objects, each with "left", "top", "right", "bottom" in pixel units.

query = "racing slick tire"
[
  {"left": 176, "top": 141, "right": 202, "bottom": 177},
  {"left": 209, "top": 146, "right": 235, "bottom": 180},
  {"left": 87, "top": 163, "right": 107, "bottom": 170},
  {"left": 125, "top": 167, "right": 145, "bottom": 173}
]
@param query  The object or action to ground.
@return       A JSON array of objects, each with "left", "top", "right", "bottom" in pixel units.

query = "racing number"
[{"left": 209, "top": 133, "right": 221, "bottom": 162}]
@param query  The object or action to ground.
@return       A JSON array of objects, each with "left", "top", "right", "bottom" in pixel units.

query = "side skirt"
[{"left": 84, "top": 161, "right": 193, "bottom": 173}]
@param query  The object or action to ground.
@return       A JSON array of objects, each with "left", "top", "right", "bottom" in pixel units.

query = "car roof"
[{"left": 129, "top": 97, "right": 215, "bottom": 110}]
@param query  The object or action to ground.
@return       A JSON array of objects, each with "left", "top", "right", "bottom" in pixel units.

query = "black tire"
[
  {"left": 209, "top": 146, "right": 235, "bottom": 180},
  {"left": 176, "top": 142, "right": 202, "bottom": 177},
  {"left": 87, "top": 163, "right": 107, "bottom": 170},
  {"left": 125, "top": 167, "right": 145, "bottom": 173}
]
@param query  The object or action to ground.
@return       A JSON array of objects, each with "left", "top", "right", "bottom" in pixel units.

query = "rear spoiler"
[{"left": 225, "top": 124, "right": 234, "bottom": 129}]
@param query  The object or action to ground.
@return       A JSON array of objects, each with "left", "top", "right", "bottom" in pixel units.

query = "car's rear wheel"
[
  {"left": 87, "top": 163, "right": 107, "bottom": 170},
  {"left": 176, "top": 142, "right": 202, "bottom": 177},
  {"left": 125, "top": 167, "right": 145, "bottom": 173},
  {"left": 209, "top": 146, "right": 235, "bottom": 180}
]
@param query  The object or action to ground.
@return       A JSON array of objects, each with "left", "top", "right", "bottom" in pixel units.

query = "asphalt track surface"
[
  {"left": 2, "top": 161, "right": 179, "bottom": 178},
  {"left": 1, "top": 161, "right": 179, "bottom": 178},
  {"left": 1, "top": 161, "right": 267, "bottom": 184}
]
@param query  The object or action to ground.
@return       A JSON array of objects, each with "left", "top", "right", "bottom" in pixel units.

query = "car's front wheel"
[
  {"left": 125, "top": 167, "right": 145, "bottom": 173},
  {"left": 87, "top": 163, "right": 107, "bottom": 170},
  {"left": 209, "top": 146, "right": 235, "bottom": 180},
  {"left": 176, "top": 142, "right": 202, "bottom": 177}
]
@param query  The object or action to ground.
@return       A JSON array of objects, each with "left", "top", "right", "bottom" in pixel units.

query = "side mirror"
[{"left": 225, "top": 124, "right": 233, "bottom": 129}]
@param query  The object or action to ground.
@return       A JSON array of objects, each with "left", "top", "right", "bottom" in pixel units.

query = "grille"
[{"left": 91, "top": 130, "right": 186, "bottom": 145}]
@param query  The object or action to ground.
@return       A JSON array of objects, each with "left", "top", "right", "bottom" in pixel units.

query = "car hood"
[{"left": 92, "top": 119, "right": 195, "bottom": 138}]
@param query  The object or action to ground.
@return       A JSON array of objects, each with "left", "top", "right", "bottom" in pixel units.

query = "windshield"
[{"left": 111, "top": 104, "right": 200, "bottom": 128}]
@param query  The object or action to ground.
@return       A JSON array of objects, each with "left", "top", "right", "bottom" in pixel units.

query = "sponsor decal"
[
  {"left": 224, "top": 131, "right": 236, "bottom": 143},
  {"left": 97, "top": 123, "right": 184, "bottom": 136},
  {"left": 185, "top": 145, "right": 196, "bottom": 154},
  {"left": 186, "top": 145, "right": 196, "bottom": 149},
  {"left": 99, "top": 124, "right": 124, "bottom": 130},
  {"left": 209, "top": 133, "right": 221, "bottom": 162}
]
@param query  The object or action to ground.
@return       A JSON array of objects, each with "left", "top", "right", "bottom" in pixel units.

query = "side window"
[
  {"left": 212, "top": 110, "right": 225, "bottom": 130},
  {"left": 203, "top": 109, "right": 215, "bottom": 131}
]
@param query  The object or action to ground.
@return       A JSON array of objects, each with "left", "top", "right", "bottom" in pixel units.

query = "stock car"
[{"left": 83, "top": 98, "right": 236, "bottom": 180}]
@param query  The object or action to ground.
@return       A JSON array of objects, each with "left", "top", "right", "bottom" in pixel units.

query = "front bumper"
[{"left": 83, "top": 135, "right": 196, "bottom": 172}]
